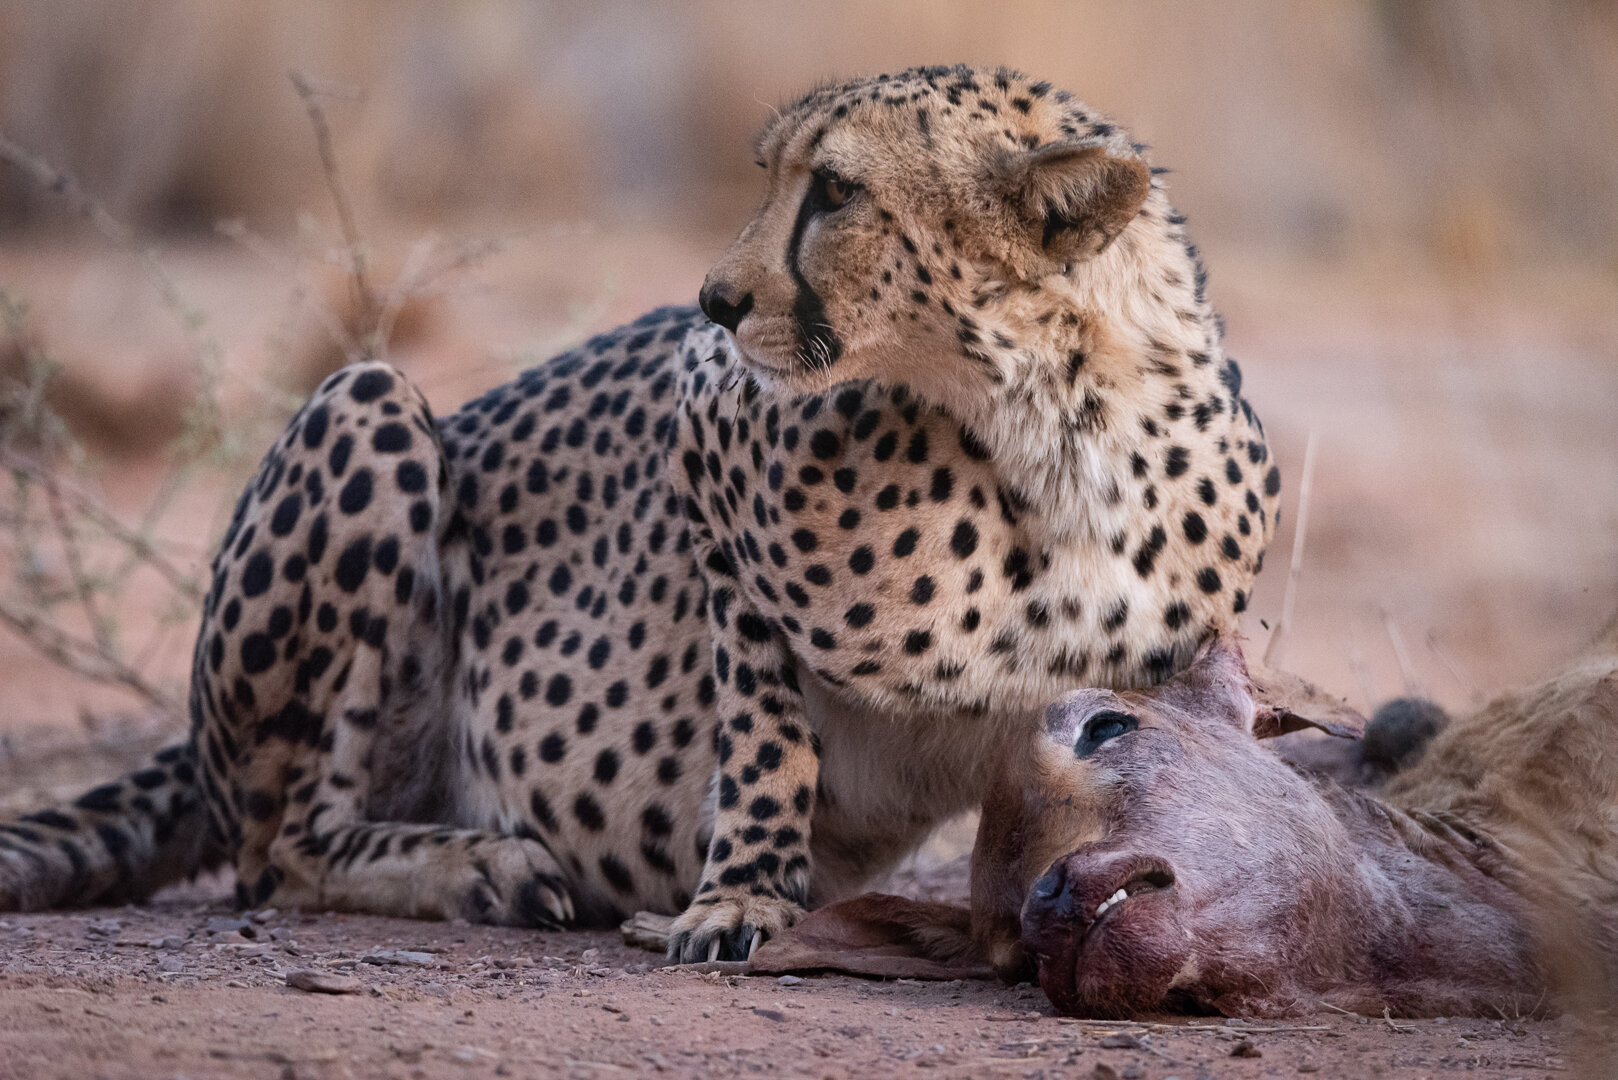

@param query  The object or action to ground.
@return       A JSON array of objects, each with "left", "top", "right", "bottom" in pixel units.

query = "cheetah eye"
[
  {"left": 808, "top": 169, "right": 860, "bottom": 213},
  {"left": 1074, "top": 710, "right": 1138, "bottom": 759}
]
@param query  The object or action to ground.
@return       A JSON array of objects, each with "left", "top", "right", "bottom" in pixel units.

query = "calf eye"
[
  {"left": 809, "top": 169, "right": 859, "bottom": 212},
  {"left": 1075, "top": 710, "right": 1138, "bottom": 758}
]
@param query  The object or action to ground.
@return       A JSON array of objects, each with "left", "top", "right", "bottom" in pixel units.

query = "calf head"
[
  {"left": 973, "top": 637, "right": 1375, "bottom": 1017},
  {"left": 758, "top": 636, "right": 1551, "bottom": 1017}
]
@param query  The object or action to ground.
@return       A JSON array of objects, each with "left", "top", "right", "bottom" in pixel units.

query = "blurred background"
[{"left": 0, "top": 1, "right": 1614, "bottom": 777}]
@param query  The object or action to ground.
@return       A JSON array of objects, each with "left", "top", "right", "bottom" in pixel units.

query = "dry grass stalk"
[
  {"left": 215, "top": 216, "right": 367, "bottom": 368},
  {"left": 1263, "top": 430, "right": 1317, "bottom": 669},
  {"left": 1425, "top": 630, "right": 1481, "bottom": 706},
  {"left": 1381, "top": 610, "right": 1420, "bottom": 696},
  {"left": 289, "top": 70, "right": 378, "bottom": 352}
]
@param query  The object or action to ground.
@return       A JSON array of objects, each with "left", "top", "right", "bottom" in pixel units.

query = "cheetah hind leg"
[
  {"left": 235, "top": 636, "right": 576, "bottom": 926},
  {"left": 204, "top": 361, "right": 575, "bottom": 928}
]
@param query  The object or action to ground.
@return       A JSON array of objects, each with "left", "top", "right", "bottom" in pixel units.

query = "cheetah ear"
[{"left": 987, "top": 143, "right": 1151, "bottom": 273}]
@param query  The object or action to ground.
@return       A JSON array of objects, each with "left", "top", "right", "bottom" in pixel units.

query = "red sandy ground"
[
  {"left": 0, "top": 865, "right": 1601, "bottom": 1080},
  {"left": 1, "top": 232, "right": 1615, "bottom": 1078}
]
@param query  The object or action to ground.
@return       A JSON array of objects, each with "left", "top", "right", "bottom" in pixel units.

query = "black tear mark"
[{"left": 786, "top": 185, "right": 844, "bottom": 371}]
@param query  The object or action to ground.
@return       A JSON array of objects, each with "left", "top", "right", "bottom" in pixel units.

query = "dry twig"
[
  {"left": 1381, "top": 609, "right": 1420, "bottom": 695},
  {"left": 1426, "top": 630, "right": 1481, "bottom": 704},
  {"left": 1264, "top": 430, "right": 1317, "bottom": 669},
  {"left": 289, "top": 71, "right": 378, "bottom": 355}
]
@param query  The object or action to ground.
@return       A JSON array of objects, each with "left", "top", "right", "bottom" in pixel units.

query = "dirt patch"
[
  {"left": 0, "top": 719, "right": 1595, "bottom": 1078},
  {"left": 0, "top": 887, "right": 1588, "bottom": 1080}
]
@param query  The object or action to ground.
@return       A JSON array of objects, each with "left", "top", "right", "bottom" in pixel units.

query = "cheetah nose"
[{"left": 699, "top": 281, "right": 754, "bottom": 333}]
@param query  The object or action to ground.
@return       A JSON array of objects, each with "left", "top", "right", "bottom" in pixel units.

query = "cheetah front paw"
[{"left": 664, "top": 891, "right": 805, "bottom": 963}]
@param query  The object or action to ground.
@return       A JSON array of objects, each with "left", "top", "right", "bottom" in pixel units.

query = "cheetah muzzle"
[{"left": 0, "top": 66, "right": 1279, "bottom": 969}]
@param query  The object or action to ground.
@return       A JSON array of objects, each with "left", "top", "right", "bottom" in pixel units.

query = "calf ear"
[
  {"left": 749, "top": 894, "right": 993, "bottom": 981},
  {"left": 1150, "top": 635, "right": 1261, "bottom": 732},
  {"left": 1165, "top": 637, "right": 1367, "bottom": 740},
  {"left": 1246, "top": 661, "right": 1367, "bottom": 740},
  {"left": 986, "top": 142, "right": 1151, "bottom": 271}
]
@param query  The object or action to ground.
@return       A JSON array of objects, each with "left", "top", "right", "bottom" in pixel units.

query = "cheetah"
[{"left": 0, "top": 66, "right": 1279, "bottom": 964}]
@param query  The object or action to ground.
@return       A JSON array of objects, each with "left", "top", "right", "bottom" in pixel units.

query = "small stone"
[
  {"left": 86, "top": 918, "right": 122, "bottom": 937},
  {"left": 1097, "top": 1033, "right": 1141, "bottom": 1050},
  {"left": 214, "top": 930, "right": 249, "bottom": 945},
  {"left": 1297, "top": 1065, "right": 1320, "bottom": 1074},
  {"left": 204, "top": 915, "right": 252, "bottom": 935},
  {"left": 286, "top": 970, "right": 361, "bottom": 995},
  {"left": 249, "top": 908, "right": 278, "bottom": 923},
  {"left": 1120, "top": 1067, "right": 1144, "bottom": 1080},
  {"left": 268, "top": 927, "right": 294, "bottom": 942},
  {"left": 1091, "top": 1065, "right": 1119, "bottom": 1080},
  {"left": 776, "top": 975, "right": 804, "bottom": 986},
  {"left": 158, "top": 956, "right": 185, "bottom": 973},
  {"left": 1230, "top": 1039, "right": 1261, "bottom": 1058},
  {"left": 362, "top": 949, "right": 438, "bottom": 967},
  {"left": 752, "top": 1007, "right": 787, "bottom": 1022}
]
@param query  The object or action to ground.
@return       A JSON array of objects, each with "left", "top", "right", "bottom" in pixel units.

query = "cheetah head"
[{"left": 700, "top": 65, "right": 1154, "bottom": 404}]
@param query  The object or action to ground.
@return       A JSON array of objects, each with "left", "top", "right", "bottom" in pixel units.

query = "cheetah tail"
[{"left": 0, "top": 743, "right": 221, "bottom": 912}]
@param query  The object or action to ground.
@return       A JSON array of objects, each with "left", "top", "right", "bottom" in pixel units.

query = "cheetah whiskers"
[
  {"left": 801, "top": 321, "right": 839, "bottom": 375},
  {"left": 719, "top": 368, "right": 751, "bottom": 426}
]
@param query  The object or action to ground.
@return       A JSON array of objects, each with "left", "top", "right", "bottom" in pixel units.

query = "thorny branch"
[
  {"left": 0, "top": 597, "right": 180, "bottom": 716},
  {"left": 289, "top": 70, "right": 378, "bottom": 355},
  {"left": 0, "top": 135, "right": 230, "bottom": 720},
  {"left": 0, "top": 74, "right": 517, "bottom": 724},
  {"left": 0, "top": 447, "right": 204, "bottom": 604}
]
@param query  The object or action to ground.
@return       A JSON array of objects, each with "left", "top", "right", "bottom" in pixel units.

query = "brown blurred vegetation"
[
  {"left": 0, "top": 2, "right": 1614, "bottom": 728},
  {"left": 2, "top": 0, "right": 1616, "bottom": 274}
]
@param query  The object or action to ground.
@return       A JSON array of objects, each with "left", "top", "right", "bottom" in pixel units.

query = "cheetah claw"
[{"left": 665, "top": 894, "right": 803, "bottom": 964}]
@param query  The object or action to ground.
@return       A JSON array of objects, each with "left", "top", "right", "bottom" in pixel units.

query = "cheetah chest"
[{"left": 676, "top": 375, "right": 1246, "bottom": 716}]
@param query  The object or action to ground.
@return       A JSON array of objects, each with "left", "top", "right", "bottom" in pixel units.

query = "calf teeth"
[{"left": 1094, "top": 887, "right": 1128, "bottom": 919}]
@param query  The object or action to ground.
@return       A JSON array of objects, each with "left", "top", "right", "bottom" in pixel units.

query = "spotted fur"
[{"left": 0, "top": 67, "right": 1278, "bottom": 964}]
